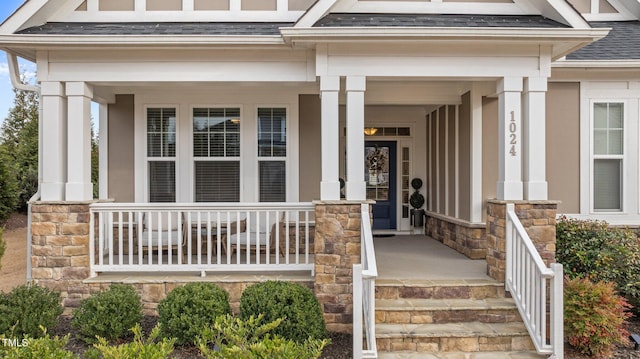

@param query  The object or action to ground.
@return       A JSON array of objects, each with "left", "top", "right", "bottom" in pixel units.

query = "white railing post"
[
  {"left": 89, "top": 210, "right": 96, "bottom": 277},
  {"left": 353, "top": 264, "right": 364, "bottom": 359},
  {"left": 506, "top": 203, "right": 514, "bottom": 291},
  {"left": 551, "top": 263, "right": 564, "bottom": 359}
]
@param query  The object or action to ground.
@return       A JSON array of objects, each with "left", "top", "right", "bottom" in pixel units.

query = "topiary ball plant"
[
  {"left": 158, "top": 282, "right": 231, "bottom": 345},
  {"left": 239, "top": 281, "right": 327, "bottom": 343},
  {"left": 409, "top": 178, "right": 425, "bottom": 209},
  {"left": 0, "top": 284, "right": 63, "bottom": 338}
]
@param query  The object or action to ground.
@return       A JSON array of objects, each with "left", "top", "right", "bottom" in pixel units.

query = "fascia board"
[
  {"left": 553, "top": 60, "right": 640, "bottom": 68},
  {"left": 0, "top": 0, "right": 47, "bottom": 34},
  {"left": 0, "top": 34, "right": 286, "bottom": 46}
]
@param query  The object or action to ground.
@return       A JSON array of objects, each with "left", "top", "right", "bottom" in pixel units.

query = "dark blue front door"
[{"left": 365, "top": 141, "right": 397, "bottom": 230}]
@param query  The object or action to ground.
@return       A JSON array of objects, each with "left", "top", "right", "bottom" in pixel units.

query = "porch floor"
[{"left": 374, "top": 235, "right": 492, "bottom": 281}]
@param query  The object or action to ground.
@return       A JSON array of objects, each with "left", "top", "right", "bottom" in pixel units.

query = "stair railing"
[
  {"left": 353, "top": 203, "right": 378, "bottom": 359},
  {"left": 505, "top": 203, "right": 564, "bottom": 359}
]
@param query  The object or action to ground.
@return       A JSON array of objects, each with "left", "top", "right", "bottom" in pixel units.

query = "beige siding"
[
  {"left": 147, "top": 0, "right": 182, "bottom": 10},
  {"left": 242, "top": 0, "right": 276, "bottom": 10},
  {"left": 298, "top": 95, "right": 321, "bottom": 202},
  {"left": 458, "top": 92, "right": 471, "bottom": 221},
  {"left": 108, "top": 95, "right": 135, "bottom": 202},
  {"left": 567, "top": 0, "right": 590, "bottom": 13},
  {"left": 76, "top": 1, "right": 87, "bottom": 11},
  {"left": 195, "top": 0, "right": 230, "bottom": 10},
  {"left": 99, "top": 0, "right": 134, "bottom": 11},
  {"left": 600, "top": 0, "right": 617, "bottom": 13},
  {"left": 288, "top": 0, "right": 316, "bottom": 11},
  {"left": 482, "top": 97, "right": 498, "bottom": 209},
  {"left": 547, "top": 83, "right": 581, "bottom": 213}
]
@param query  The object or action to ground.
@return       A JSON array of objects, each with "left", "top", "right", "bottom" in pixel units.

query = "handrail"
[
  {"left": 353, "top": 203, "right": 378, "bottom": 359},
  {"left": 505, "top": 203, "right": 563, "bottom": 359}
]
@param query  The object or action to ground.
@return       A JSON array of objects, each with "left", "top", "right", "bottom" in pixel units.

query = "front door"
[{"left": 365, "top": 141, "right": 397, "bottom": 230}]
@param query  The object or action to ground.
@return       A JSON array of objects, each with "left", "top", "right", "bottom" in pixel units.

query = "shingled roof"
[
  {"left": 313, "top": 13, "right": 569, "bottom": 28},
  {"left": 16, "top": 22, "right": 292, "bottom": 35},
  {"left": 567, "top": 21, "right": 640, "bottom": 60}
]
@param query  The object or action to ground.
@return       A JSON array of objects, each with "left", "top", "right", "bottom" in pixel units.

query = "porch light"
[
  {"left": 364, "top": 127, "right": 378, "bottom": 136},
  {"left": 230, "top": 118, "right": 240, "bottom": 124}
]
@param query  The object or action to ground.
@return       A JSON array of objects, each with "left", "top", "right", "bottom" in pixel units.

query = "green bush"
[
  {"left": 0, "top": 285, "right": 63, "bottom": 337},
  {"left": 565, "top": 277, "right": 632, "bottom": 357},
  {"left": 86, "top": 324, "right": 175, "bottom": 359},
  {"left": 239, "top": 281, "right": 327, "bottom": 343},
  {"left": 158, "top": 282, "right": 231, "bottom": 345},
  {"left": 0, "top": 148, "right": 19, "bottom": 222},
  {"left": 0, "top": 331, "right": 77, "bottom": 359},
  {"left": 72, "top": 284, "right": 143, "bottom": 344},
  {"left": 556, "top": 216, "right": 640, "bottom": 308},
  {"left": 197, "top": 314, "right": 328, "bottom": 359}
]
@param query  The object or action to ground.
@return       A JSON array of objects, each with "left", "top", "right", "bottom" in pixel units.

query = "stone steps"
[
  {"left": 376, "top": 298, "right": 521, "bottom": 324},
  {"left": 373, "top": 279, "right": 540, "bottom": 357}
]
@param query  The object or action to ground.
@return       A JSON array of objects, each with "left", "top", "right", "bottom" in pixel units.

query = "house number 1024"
[{"left": 509, "top": 111, "right": 517, "bottom": 157}]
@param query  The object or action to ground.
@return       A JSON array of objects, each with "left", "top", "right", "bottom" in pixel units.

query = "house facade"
[{"left": 1, "top": 0, "right": 639, "bottom": 357}]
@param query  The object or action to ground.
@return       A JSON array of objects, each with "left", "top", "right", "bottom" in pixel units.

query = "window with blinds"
[
  {"left": 258, "top": 108, "right": 286, "bottom": 202},
  {"left": 147, "top": 108, "right": 176, "bottom": 202},
  {"left": 593, "top": 102, "right": 624, "bottom": 211},
  {"left": 193, "top": 108, "right": 241, "bottom": 202}
]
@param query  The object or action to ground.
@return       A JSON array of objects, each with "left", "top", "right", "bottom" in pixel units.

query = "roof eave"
[{"left": 553, "top": 59, "right": 640, "bottom": 68}]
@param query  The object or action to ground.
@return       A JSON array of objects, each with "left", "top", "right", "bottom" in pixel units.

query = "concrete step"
[
  {"left": 377, "top": 351, "right": 548, "bottom": 358},
  {"left": 376, "top": 279, "right": 506, "bottom": 300},
  {"left": 376, "top": 298, "right": 521, "bottom": 324},
  {"left": 375, "top": 322, "right": 535, "bottom": 353}
]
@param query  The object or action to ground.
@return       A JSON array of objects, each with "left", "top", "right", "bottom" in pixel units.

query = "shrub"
[
  {"left": 158, "top": 282, "right": 231, "bottom": 345},
  {"left": 0, "top": 228, "right": 5, "bottom": 271},
  {"left": 196, "top": 314, "right": 328, "bottom": 359},
  {"left": 0, "top": 331, "right": 77, "bottom": 359},
  {"left": 72, "top": 284, "right": 143, "bottom": 344},
  {"left": 239, "top": 281, "right": 327, "bottom": 343},
  {"left": 0, "top": 284, "right": 63, "bottom": 337},
  {"left": 86, "top": 324, "right": 175, "bottom": 359},
  {"left": 564, "top": 277, "right": 632, "bottom": 357},
  {"left": 556, "top": 216, "right": 640, "bottom": 308}
]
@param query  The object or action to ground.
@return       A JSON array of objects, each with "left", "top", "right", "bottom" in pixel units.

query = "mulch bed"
[
  {"left": 52, "top": 315, "right": 352, "bottom": 358},
  {"left": 1, "top": 212, "right": 27, "bottom": 231}
]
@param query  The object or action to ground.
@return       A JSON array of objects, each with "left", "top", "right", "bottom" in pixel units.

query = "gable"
[{"left": 567, "top": 0, "right": 639, "bottom": 20}]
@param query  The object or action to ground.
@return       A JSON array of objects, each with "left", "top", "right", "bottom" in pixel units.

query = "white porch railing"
[
  {"left": 353, "top": 203, "right": 378, "bottom": 359},
  {"left": 505, "top": 203, "right": 563, "bottom": 359},
  {"left": 89, "top": 202, "right": 315, "bottom": 277}
]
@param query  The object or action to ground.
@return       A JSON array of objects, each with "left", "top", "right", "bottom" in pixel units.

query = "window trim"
[
  {"left": 588, "top": 98, "right": 627, "bottom": 213},
  {"left": 143, "top": 105, "right": 180, "bottom": 203}
]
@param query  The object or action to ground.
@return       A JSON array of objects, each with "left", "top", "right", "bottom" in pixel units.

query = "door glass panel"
[{"left": 365, "top": 145, "right": 390, "bottom": 201}]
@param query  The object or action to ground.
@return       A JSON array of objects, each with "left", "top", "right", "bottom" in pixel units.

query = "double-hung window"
[
  {"left": 147, "top": 108, "right": 177, "bottom": 203},
  {"left": 592, "top": 102, "right": 624, "bottom": 212},
  {"left": 258, "top": 108, "right": 287, "bottom": 202},
  {"left": 193, "top": 108, "right": 241, "bottom": 202}
]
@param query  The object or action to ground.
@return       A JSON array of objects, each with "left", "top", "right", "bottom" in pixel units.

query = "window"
[
  {"left": 593, "top": 102, "right": 624, "bottom": 211},
  {"left": 147, "top": 108, "right": 176, "bottom": 202},
  {"left": 193, "top": 108, "right": 240, "bottom": 202},
  {"left": 258, "top": 108, "right": 286, "bottom": 202}
]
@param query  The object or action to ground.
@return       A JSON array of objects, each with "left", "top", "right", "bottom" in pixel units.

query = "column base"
[
  {"left": 65, "top": 182, "right": 93, "bottom": 201},
  {"left": 345, "top": 181, "right": 366, "bottom": 201},
  {"left": 524, "top": 181, "right": 548, "bottom": 200},
  {"left": 41, "top": 182, "right": 65, "bottom": 201},
  {"left": 320, "top": 181, "right": 341, "bottom": 200},
  {"left": 497, "top": 181, "right": 523, "bottom": 201}
]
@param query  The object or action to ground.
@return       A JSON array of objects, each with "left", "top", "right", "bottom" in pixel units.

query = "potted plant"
[{"left": 410, "top": 178, "right": 425, "bottom": 227}]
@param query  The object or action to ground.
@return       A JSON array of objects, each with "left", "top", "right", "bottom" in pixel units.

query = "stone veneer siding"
[
  {"left": 425, "top": 212, "right": 486, "bottom": 259},
  {"left": 31, "top": 202, "right": 92, "bottom": 307},
  {"left": 486, "top": 200, "right": 558, "bottom": 282},
  {"left": 314, "top": 201, "right": 368, "bottom": 333}
]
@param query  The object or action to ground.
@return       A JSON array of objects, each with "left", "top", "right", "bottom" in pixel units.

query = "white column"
[
  {"left": 470, "top": 83, "right": 483, "bottom": 222},
  {"left": 497, "top": 77, "right": 524, "bottom": 200},
  {"left": 65, "top": 82, "right": 94, "bottom": 201},
  {"left": 345, "top": 76, "right": 366, "bottom": 200},
  {"left": 320, "top": 76, "right": 341, "bottom": 200},
  {"left": 523, "top": 77, "right": 548, "bottom": 200},
  {"left": 40, "top": 82, "right": 67, "bottom": 201},
  {"left": 98, "top": 103, "right": 109, "bottom": 200}
]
